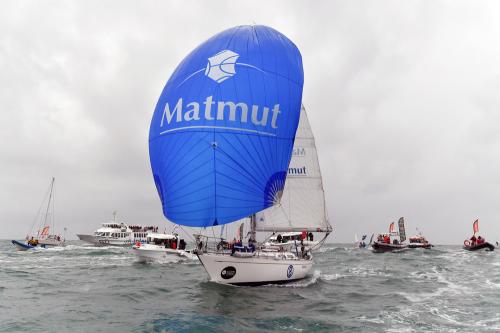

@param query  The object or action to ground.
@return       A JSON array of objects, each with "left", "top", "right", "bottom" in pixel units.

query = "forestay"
[{"left": 255, "top": 106, "right": 331, "bottom": 232}]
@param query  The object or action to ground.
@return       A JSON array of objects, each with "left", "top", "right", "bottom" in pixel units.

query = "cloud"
[{"left": 1, "top": 0, "right": 500, "bottom": 244}]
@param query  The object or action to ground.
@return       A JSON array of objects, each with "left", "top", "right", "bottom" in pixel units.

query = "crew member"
[{"left": 277, "top": 234, "right": 283, "bottom": 243}]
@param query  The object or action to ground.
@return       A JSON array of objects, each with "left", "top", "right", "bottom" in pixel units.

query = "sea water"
[{"left": 1, "top": 240, "right": 499, "bottom": 332}]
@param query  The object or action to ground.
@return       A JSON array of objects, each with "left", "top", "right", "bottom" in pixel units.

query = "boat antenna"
[
  {"left": 219, "top": 224, "right": 225, "bottom": 239},
  {"left": 52, "top": 178, "right": 56, "bottom": 232}
]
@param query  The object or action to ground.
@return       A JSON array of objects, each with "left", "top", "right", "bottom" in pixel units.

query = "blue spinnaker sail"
[{"left": 149, "top": 25, "right": 304, "bottom": 227}]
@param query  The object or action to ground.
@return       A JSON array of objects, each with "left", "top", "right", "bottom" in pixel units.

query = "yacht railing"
[{"left": 193, "top": 234, "right": 311, "bottom": 260}]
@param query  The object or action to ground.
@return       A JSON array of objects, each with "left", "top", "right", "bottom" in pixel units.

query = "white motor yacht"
[
  {"left": 77, "top": 213, "right": 155, "bottom": 247},
  {"left": 132, "top": 233, "right": 192, "bottom": 261}
]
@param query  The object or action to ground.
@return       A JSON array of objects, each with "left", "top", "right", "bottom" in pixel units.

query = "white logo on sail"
[
  {"left": 205, "top": 50, "right": 239, "bottom": 83},
  {"left": 178, "top": 50, "right": 266, "bottom": 87}
]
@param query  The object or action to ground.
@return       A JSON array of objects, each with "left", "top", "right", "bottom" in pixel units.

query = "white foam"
[
  {"left": 272, "top": 269, "right": 321, "bottom": 288},
  {"left": 485, "top": 279, "right": 500, "bottom": 289},
  {"left": 320, "top": 273, "right": 344, "bottom": 281},
  {"left": 354, "top": 315, "right": 384, "bottom": 324}
]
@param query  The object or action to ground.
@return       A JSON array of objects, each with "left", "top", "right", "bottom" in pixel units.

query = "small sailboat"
[
  {"left": 12, "top": 177, "right": 65, "bottom": 251},
  {"left": 355, "top": 234, "right": 369, "bottom": 248},
  {"left": 463, "top": 219, "right": 495, "bottom": 251},
  {"left": 149, "top": 25, "right": 315, "bottom": 285},
  {"left": 372, "top": 217, "right": 407, "bottom": 253}
]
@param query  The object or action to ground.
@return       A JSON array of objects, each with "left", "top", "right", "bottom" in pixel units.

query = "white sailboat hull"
[
  {"left": 197, "top": 252, "right": 313, "bottom": 286},
  {"left": 132, "top": 244, "right": 193, "bottom": 261},
  {"left": 38, "top": 238, "right": 64, "bottom": 247}
]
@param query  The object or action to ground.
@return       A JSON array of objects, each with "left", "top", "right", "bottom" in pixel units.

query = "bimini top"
[{"left": 149, "top": 25, "right": 304, "bottom": 227}]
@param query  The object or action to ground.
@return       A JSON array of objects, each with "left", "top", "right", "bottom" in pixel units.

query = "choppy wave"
[{"left": 1, "top": 241, "right": 499, "bottom": 332}]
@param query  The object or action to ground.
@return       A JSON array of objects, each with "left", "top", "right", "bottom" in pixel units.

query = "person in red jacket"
[{"left": 384, "top": 235, "right": 390, "bottom": 244}]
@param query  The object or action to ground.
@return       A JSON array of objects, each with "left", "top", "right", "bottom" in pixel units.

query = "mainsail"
[{"left": 255, "top": 106, "right": 331, "bottom": 232}]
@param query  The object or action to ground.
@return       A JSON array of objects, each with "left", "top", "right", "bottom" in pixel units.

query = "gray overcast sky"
[{"left": 1, "top": 0, "right": 500, "bottom": 244}]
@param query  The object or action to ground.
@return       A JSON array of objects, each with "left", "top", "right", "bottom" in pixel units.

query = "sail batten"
[{"left": 255, "top": 106, "right": 332, "bottom": 232}]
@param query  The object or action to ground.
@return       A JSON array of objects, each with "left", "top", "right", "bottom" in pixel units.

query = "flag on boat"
[
  {"left": 149, "top": 25, "right": 304, "bottom": 227},
  {"left": 473, "top": 219, "right": 479, "bottom": 234},
  {"left": 398, "top": 217, "right": 406, "bottom": 242},
  {"left": 40, "top": 226, "right": 49, "bottom": 237},
  {"left": 389, "top": 222, "right": 395, "bottom": 233}
]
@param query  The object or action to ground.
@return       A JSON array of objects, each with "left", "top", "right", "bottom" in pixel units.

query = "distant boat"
[
  {"left": 463, "top": 219, "right": 495, "bottom": 251},
  {"left": 407, "top": 226, "right": 433, "bottom": 249},
  {"left": 355, "top": 234, "right": 369, "bottom": 249},
  {"left": 11, "top": 177, "right": 65, "bottom": 251},
  {"left": 408, "top": 235, "right": 433, "bottom": 249},
  {"left": 371, "top": 217, "right": 407, "bottom": 253},
  {"left": 77, "top": 212, "right": 152, "bottom": 247},
  {"left": 132, "top": 232, "right": 193, "bottom": 261}
]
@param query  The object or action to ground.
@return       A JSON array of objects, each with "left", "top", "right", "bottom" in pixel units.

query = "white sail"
[{"left": 255, "top": 105, "right": 332, "bottom": 232}]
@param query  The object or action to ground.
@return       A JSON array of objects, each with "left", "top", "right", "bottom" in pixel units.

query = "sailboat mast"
[
  {"left": 42, "top": 177, "right": 55, "bottom": 227},
  {"left": 249, "top": 214, "right": 256, "bottom": 245}
]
